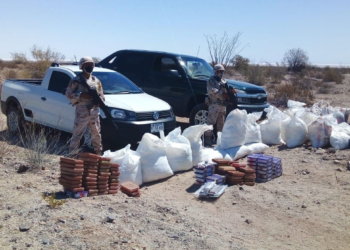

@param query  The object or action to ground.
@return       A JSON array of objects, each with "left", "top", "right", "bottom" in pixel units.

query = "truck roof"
[
  {"left": 58, "top": 65, "right": 115, "bottom": 73},
  {"left": 117, "top": 49, "right": 202, "bottom": 59}
]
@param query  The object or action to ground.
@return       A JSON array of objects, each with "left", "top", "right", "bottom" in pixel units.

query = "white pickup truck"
[{"left": 0, "top": 65, "right": 176, "bottom": 150}]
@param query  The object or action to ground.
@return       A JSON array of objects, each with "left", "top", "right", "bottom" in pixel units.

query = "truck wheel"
[
  {"left": 7, "top": 106, "right": 24, "bottom": 134},
  {"left": 189, "top": 103, "right": 208, "bottom": 125}
]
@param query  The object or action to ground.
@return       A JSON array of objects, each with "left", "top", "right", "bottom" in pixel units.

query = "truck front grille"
[{"left": 136, "top": 110, "right": 172, "bottom": 121}]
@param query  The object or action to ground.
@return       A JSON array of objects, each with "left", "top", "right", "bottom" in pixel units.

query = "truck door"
[
  {"left": 144, "top": 56, "right": 187, "bottom": 114},
  {"left": 44, "top": 71, "right": 75, "bottom": 132}
]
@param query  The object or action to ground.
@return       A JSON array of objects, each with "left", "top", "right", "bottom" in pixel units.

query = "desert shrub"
[
  {"left": 4, "top": 69, "right": 18, "bottom": 79},
  {"left": 231, "top": 55, "right": 250, "bottom": 73},
  {"left": 317, "top": 82, "right": 332, "bottom": 94},
  {"left": 315, "top": 72, "right": 323, "bottom": 79},
  {"left": 1, "top": 61, "right": 18, "bottom": 69},
  {"left": 0, "top": 117, "right": 14, "bottom": 163},
  {"left": 18, "top": 70, "right": 32, "bottom": 79},
  {"left": 322, "top": 67, "right": 344, "bottom": 84},
  {"left": 264, "top": 63, "right": 285, "bottom": 83},
  {"left": 244, "top": 64, "right": 266, "bottom": 86},
  {"left": 18, "top": 122, "right": 74, "bottom": 169},
  {"left": 268, "top": 77, "right": 313, "bottom": 107},
  {"left": 10, "top": 52, "right": 28, "bottom": 64}
]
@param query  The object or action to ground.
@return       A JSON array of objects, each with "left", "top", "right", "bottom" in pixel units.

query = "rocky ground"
[{"left": 0, "top": 74, "right": 349, "bottom": 250}]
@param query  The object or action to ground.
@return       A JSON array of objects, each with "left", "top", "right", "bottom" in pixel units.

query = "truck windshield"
[
  {"left": 75, "top": 72, "right": 142, "bottom": 94},
  {"left": 177, "top": 56, "right": 213, "bottom": 79}
]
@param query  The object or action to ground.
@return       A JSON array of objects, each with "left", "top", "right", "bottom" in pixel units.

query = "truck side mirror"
[{"left": 168, "top": 69, "right": 182, "bottom": 78}]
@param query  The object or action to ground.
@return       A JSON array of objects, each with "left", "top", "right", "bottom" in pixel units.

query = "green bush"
[
  {"left": 268, "top": 77, "right": 314, "bottom": 107},
  {"left": 245, "top": 65, "right": 266, "bottom": 86},
  {"left": 322, "top": 67, "right": 344, "bottom": 84},
  {"left": 231, "top": 55, "right": 250, "bottom": 73}
]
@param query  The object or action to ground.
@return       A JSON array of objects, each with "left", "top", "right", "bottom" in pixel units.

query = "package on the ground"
[
  {"left": 206, "top": 174, "right": 226, "bottom": 185},
  {"left": 217, "top": 166, "right": 236, "bottom": 174},
  {"left": 247, "top": 154, "right": 283, "bottom": 183},
  {"left": 120, "top": 182, "right": 140, "bottom": 197},
  {"left": 194, "top": 162, "right": 215, "bottom": 185},
  {"left": 212, "top": 158, "right": 231, "bottom": 166},
  {"left": 195, "top": 182, "right": 227, "bottom": 198}
]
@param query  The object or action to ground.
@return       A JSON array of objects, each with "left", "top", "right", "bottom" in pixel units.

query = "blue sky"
[{"left": 0, "top": 0, "right": 349, "bottom": 65}]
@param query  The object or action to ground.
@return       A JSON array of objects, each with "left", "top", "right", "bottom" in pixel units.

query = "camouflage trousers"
[
  {"left": 69, "top": 105, "right": 102, "bottom": 155},
  {"left": 205, "top": 104, "right": 227, "bottom": 137}
]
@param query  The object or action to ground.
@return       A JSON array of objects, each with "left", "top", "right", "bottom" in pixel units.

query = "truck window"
[
  {"left": 153, "top": 57, "right": 177, "bottom": 72},
  {"left": 116, "top": 53, "right": 152, "bottom": 87},
  {"left": 48, "top": 71, "right": 71, "bottom": 93}
]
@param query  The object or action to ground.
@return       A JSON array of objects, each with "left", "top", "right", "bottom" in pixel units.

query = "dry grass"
[
  {"left": 16, "top": 122, "right": 77, "bottom": 170},
  {"left": 268, "top": 76, "right": 314, "bottom": 107}
]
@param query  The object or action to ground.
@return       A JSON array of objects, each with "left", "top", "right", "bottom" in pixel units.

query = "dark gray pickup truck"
[{"left": 98, "top": 50, "right": 269, "bottom": 125}]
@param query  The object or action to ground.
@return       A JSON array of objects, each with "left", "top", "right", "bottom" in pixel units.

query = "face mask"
[
  {"left": 84, "top": 66, "right": 93, "bottom": 74},
  {"left": 217, "top": 72, "right": 224, "bottom": 78}
]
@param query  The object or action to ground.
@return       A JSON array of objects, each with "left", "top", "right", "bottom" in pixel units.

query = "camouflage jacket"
[
  {"left": 207, "top": 76, "right": 228, "bottom": 101},
  {"left": 65, "top": 74, "right": 105, "bottom": 109}
]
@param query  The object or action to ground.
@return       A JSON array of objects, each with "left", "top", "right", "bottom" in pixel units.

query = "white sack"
[
  {"left": 201, "top": 148, "right": 224, "bottom": 162},
  {"left": 330, "top": 123, "right": 350, "bottom": 149},
  {"left": 162, "top": 128, "right": 192, "bottom": 172},
  {"left": 137, "top": 133, "right": 173, "bottom": 183},
  {"left": 260, "top": 106, "right": 287, "bottom": 145},
  {"left": 244, "top": 112, "right": 262, "bottom": 144},
  {"left": 308, "top": 117, "right": 334, "bottom": 148},
  {"left": 330, "top": 131, "right": 350, "bottom": 150},
  {"left": 224, "top": 145, "right": 252, "bottom": 160},
  {"left": 183, "top": 124, "right": 213, "bottom": 166},
  {"left": 285, "top": 114, "right": 308, "bottom": 148},
  {"left": 333, "top": 110, "right": 345, "bottom": 124},
  {"left": 245, "top": 142, "right": 269, "bottom": 154},
  {"left": 299, "top": 110, "right": 318, "bottom": 126},
  {"left": 287, "top": 100, "right": 306, "bottom": 109},
  {"left": 103, "top": 145, "right": 142, "bottom": 186},
  {"left": 221, "top": 109, "right": 248, "bottom": 149}
]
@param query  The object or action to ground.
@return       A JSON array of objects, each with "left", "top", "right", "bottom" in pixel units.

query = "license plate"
[{"left": 151, "top": 123, "right": 164, "bottom": 133}]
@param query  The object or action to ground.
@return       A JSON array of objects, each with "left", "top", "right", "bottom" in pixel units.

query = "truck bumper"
[
  {"left": 227, "top": 103, "right": 270, "bottom": 114},
  {"left": 100, "top": 117, "right": 176, "bottom": 150}
]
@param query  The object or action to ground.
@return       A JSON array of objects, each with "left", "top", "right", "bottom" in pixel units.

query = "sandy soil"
[{"left": 0, "top": 75, "right": 349, "bottom": 250}]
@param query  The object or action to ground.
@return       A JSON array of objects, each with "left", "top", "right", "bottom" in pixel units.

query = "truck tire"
[
  {"left": 189, "top": 103, "right": 208, "bottom": 125},
  {"left": 6, "top": 105, "right": 25, "bottom": 134}
]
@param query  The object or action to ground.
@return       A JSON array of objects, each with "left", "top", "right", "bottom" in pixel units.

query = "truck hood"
[
  {"left": 226, "top": 79, "right": 266, "bottom": 93},
  {"left": 104, "top": 93, "right": 171, "bottom": 112}
]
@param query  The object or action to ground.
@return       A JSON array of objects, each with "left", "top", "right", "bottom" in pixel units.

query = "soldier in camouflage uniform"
[
  {"left": 65, "top": 56, "right": 105, "bottom": 155},
  {"left": 204, "top": 64, "right": 230, "bottom": 147}
]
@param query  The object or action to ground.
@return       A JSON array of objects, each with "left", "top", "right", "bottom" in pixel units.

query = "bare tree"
[
  {"left": 29, "top": 45, "right": 66, "bottom": 78},
  {"left": 10, "top": 52, "right": 28, "bottom": 64},
  {"left": 283, "top": 48, "right": 309, "bottom": 72},
  {"left": 205, "top": 31, "right": 246, "bottom": 67}
]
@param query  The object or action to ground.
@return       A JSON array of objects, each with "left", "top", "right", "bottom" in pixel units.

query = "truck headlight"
[
  {"left": 109, "top": 109, "right": 137, "bottom": 120},
  {"left": 111, "top": 109, "right": 126, "bottom": 119}
]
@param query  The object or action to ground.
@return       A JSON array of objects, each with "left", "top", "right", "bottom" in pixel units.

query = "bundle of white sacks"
[
  {"left": 260, "top": 100, "right": 350, "bottom": 150},
  {"left": 103, "top": 109, "right": 269, "bottom": 185},
  {"left": 103, "top": 99, "right": 349, "bottom": 185}
]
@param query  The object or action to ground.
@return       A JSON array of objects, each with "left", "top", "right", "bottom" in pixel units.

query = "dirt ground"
[{"left": 0, "top": 76, "right": 350, "bottom": 250}]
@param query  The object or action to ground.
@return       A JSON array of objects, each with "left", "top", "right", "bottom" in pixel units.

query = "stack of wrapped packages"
[
  {"left": 120, "top": 181, "right": 141, "bottom": 197},
  {"left": 193, "top": 161, "right": 215, "bottom": 185},
  {"left": 272, "top": 157, "right": 282, "bottom": 178},
  {"left": 97, "top": 157, "right": 112, "bottom": 195},
  {"left": 247, "top": 154, "right": 283, "bottom": 183},
  {"left": 59, "top": 157, "right": 85, "bottom": 194},
  {"left": 108, "top": 163, "right": 120, "bottom": 194},
  {"left": 78, "top": 153, "right": 99, "bottom": 197}
]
